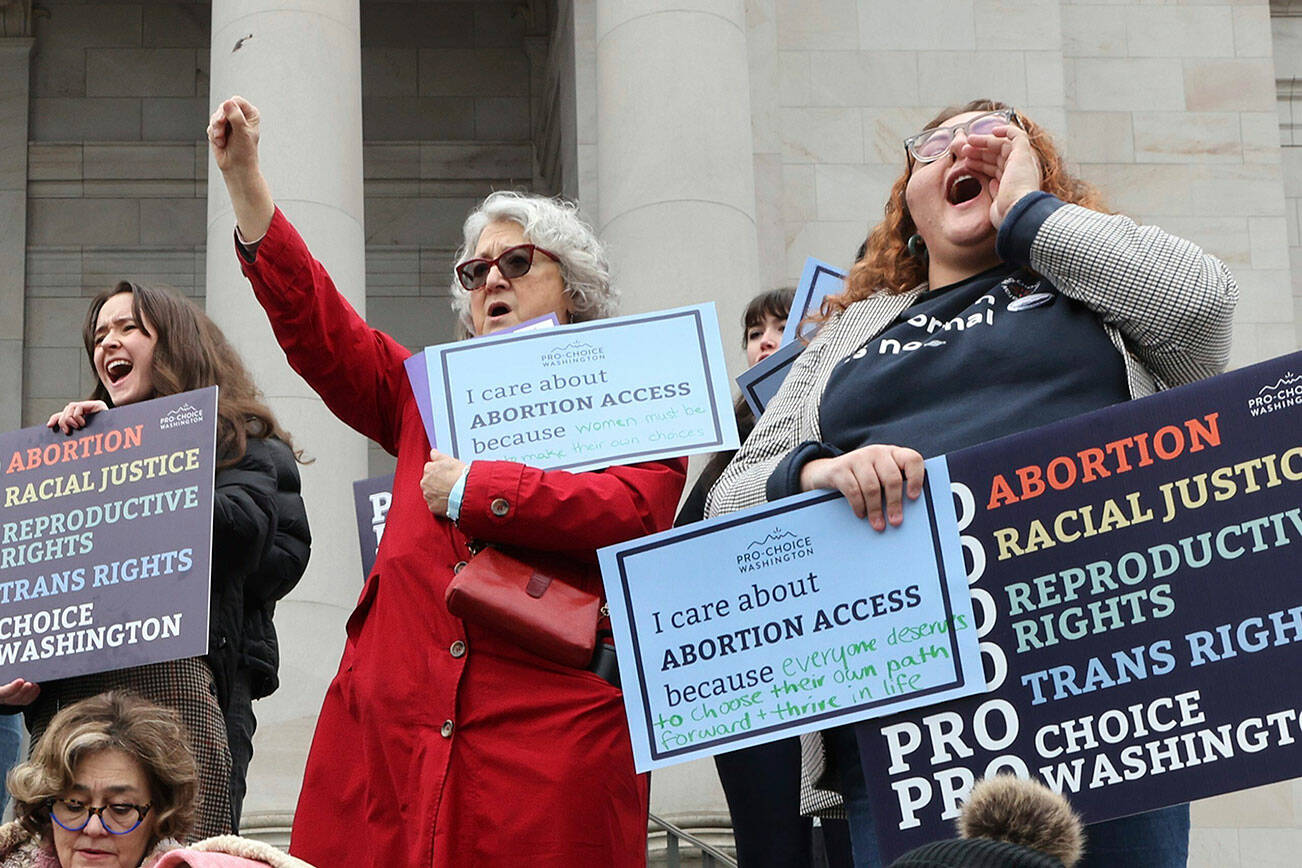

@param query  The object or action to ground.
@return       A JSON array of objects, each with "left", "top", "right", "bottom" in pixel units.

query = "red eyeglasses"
[{"left": 455, "top": 244, "right": 562, "bottom": 290}]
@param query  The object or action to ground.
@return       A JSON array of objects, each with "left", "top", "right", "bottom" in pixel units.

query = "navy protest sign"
[
  {"left": 855, "top": 352, "right": 1302, "bottom": 859},
  {"left": 736, "top": 341, "right": 802, "bottom": 418},
  {"left": 0, "top": 388, "right": 216, "bottom": 681},
  {"left": 352, "top": 473, "right": 394, "bottom": 581}
]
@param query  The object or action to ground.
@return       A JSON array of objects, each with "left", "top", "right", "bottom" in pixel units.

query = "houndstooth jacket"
[{"left": 704, "top": 201, "right": 1239, "bottom": 814}]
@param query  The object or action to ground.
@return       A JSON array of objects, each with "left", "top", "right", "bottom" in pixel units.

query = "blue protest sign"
[
  {"left": 0, "top": 388, "right": 217, "bottom": 681},
  {"left": 352, "top": 473, "right": 394, "bottom": 581},
  {"left": 856, "top": 351, "right": 1302, "bottom": 860},
  {"left": 736, "top": 258, "right": 844, "bottom": 417},
  {"left": 404, "top": 313, "right": 560, "bottom": 448},
  {"left": 736, "top": 341, "right": 803, "bottom": 418},
  {"left": 422, "top": 304, "right": 738, "bottom": 471},
  {"left": 598, "top": 457, "right": 981, "bottom": 772},
  {"left": 784, "top": 257, "right": 846, "bottom": 345}
]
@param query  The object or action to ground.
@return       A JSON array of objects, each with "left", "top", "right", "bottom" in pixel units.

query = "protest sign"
[
  {"left": 405, "top": 313, "right": 559, "bottom": 447},
  {"left": 736, "top": 258, "right": 844, "bottom": 417},
  {"left": 0, "top": 388, "right": 216, "bottom": 682},
  {"left": 352, "top": 473, "right": 394, "bottom": 581},
  {"left": 856, "top": 351, "right": 1302, "bottom": 859},
  {"left": 423, "top": 304, "right": 738, "bottom": 471},
  {"left": 598, "top": 457, "right": 981, "bottom": 772},
  {"left": 737, "top": 341, "right": 803, "bottom": 418},
  {"left": 784, "top": 257, "right": 846, "bottom": 345}
]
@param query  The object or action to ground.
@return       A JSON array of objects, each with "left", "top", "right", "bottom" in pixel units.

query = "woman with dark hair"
[
  {"left": 706, "top": 99, "right": 1237, "bottom": 866},
  {"left": 1, "top": 282, "right": 312, "bottom": 839},
  {"left": 676, "top": 287, "right": 793, "bottom": 528}
]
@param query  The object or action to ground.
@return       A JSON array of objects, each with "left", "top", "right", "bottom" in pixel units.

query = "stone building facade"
[{"left": 5, "top": 0, "right": 1302, "bottom": 862}]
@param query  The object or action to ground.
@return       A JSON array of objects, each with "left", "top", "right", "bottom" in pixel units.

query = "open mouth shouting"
[
  {"left": 946, "top": 173, "right": 984, "bottom": 206},
  {"left": 105, "top": 359, "right": 133, "bottom": 384}
]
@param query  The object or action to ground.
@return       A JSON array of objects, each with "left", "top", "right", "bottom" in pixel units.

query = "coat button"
[
  {"left": 441, "top": 720, "right": 454, "bottom": 738},
  {"left": 490, "top": 497, "right": 510, "bottom": 517},
  {"left": 453, "top": 560, "right": 467, "bottom": 573},
  {"left": 450, "top": 640, "right": 466, "bottom": 658}
]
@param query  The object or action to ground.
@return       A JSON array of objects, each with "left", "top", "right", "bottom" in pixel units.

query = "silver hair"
[{"left": 449, "top": 191, "right": 617, "bottom": 333}]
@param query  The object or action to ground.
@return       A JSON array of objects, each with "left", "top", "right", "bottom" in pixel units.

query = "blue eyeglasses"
[{"left": 48, "top": 798, "right": 152, "bottom": 835}]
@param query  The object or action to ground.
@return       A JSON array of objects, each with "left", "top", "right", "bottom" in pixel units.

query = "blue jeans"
[
  {"left": 826, "top": 727, "right": 881, "bottom": 867},
  {"left": 829, "top": 726, "right": 1189, "bottom": 868}
]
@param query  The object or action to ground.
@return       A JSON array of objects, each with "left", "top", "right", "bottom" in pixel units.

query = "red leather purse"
[{"left": 444, "top": 546, "right": 601, "bottom": 668}]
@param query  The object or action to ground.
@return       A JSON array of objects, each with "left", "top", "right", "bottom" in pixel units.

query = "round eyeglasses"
[
  {"left": 903, "top": 109, "right": 1021, "bottom": 164},
  {"left": 48, "top": 798, "right": 152, "bottom": 835},
  {"left": 455, "top": 243, "right": 562, "bottom": 291}
]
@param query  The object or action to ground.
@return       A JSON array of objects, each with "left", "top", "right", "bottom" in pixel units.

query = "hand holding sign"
[
  {"left": 421, "top": 449, "right": 467, "bottom": 518},
  {"left": 47, "top": 401, "right": 108, "bottom": 436},
  {"left": 0, "top": 678, "right": 39, "bottom": 705},
  {"left": 800, "top": 444, "right": 925, "bottom": 530},
  {"left": 0, "top": 388, "right": 217, "bottom": 684}
]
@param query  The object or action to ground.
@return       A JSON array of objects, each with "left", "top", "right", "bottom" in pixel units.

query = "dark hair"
[
  {"left": 82, "top": 281, "right": 302, "bottom": 467},
  {"left": 741, "top": 287, "right": 796, "bottom": 347},
  {"left": 831, "top": 98, "right": 1108, "bottom": 315},
  {"left": 8, "top": 691, "right": 198, "bottom": 846}
]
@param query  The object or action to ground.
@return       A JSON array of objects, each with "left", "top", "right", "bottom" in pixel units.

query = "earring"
[{"left": 907, "top": 233, "right": 927, "bottom": 259}]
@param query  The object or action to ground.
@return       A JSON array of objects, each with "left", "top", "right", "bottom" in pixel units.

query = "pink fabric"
[{"left": 153, "top": 851, "right": 265, "bottom": 868}]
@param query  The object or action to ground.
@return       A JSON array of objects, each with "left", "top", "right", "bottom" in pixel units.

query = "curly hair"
[
  {"left": 7, "top": 691, "right": 198, "bottom": 846},
  {"left": 82, "top": 281, "right": 303, "bottom": 468},
  {"left": 449, "top": 191, "right": 615, "bottom": 335},
  {"left": 831, "top": 99, "right": 1108, "bottom": 316}
]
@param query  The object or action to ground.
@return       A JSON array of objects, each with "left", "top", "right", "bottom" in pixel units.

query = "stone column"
[
  {"left": 593, "top": 0, "right": 757, "bottom": 832},
  {"left": 0, "top": 1, "right": 33, "bottom": 432},
  {"left": 594, "top": 0, "right": 760, "bottom": 339},
  {"left": 205, "top": 0, "right": 367, "bottom": 830}
]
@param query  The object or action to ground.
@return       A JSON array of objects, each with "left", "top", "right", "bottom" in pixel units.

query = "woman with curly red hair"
[{"left": 706, "top": 99, "right": 1237, "bottom": 866}]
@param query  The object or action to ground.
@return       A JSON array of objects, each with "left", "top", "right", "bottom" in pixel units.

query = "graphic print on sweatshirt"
[{"left": 818, "top": 265, "right": 1130, "bottom": 458}]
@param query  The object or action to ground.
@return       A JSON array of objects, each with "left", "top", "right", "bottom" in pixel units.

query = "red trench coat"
[{"left": 238, "top": 210, "right": 686, "bottom": 867}]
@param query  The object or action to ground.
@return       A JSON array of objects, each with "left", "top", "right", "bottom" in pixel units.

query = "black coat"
[{"left": 209, "top": 436, "right": 310, "bottom": 707}]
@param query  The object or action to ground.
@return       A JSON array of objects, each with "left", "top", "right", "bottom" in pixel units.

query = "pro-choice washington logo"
[
  {"left": 540, "top": 340, "right": 606, "bottom": 367},
  {"left": 736, "top": 527, "right": 815, "bottom": 574},
  {"left": 1247, "top": 371, "right": 1302, "bottom": 417},
  {"left": 159, "top": 403, "right": 204, "bottom": 430}
]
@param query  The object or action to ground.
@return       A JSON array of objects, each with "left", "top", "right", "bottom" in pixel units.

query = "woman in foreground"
[
  {"left": 2, "top": 691, "right": 194, "bottom": 867},
  {"left": 2, "top": 692, "right": 319, "bottom": 868}
]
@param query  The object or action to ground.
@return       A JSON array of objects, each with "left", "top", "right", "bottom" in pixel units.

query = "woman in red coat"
[{"left": 208, "top": 96, "right": 686, "bottom": 867}]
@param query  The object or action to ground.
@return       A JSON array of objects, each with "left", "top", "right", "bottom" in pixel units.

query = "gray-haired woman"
[
  {"left": 209, "top": 96, "right": 685, "bottom": 868},
  {"left": 448, "top": 190, "right": 619, "bottom": 336}
]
